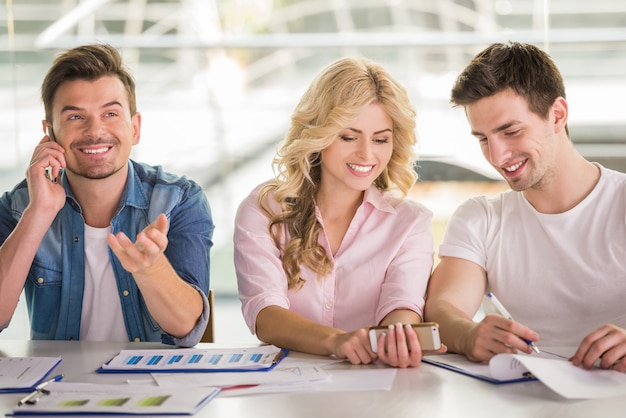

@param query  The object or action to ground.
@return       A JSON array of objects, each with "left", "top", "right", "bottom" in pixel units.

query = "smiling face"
[
  {"left": 46, "top": 76, "right": 141, "bottom": 181},
  {"left": 319, "top": 102, "right": 393, "bottom": 198},
  {"left": 466, "top": 88, "right": 560, "bottom": 192}
]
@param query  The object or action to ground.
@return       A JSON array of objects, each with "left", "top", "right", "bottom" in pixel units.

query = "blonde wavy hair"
[{"left": 259, "top": 56, "right": 418, "bottom": 290}]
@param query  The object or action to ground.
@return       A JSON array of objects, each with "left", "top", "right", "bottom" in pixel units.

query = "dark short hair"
[
  {"left": 451, "top": 42, "right": 566, "bottom": 121},
  {"left": 41, "top": 43, "right": 136, "bottom": 122}
]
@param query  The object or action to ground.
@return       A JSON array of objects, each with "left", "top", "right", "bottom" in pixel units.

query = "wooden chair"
[{"left": 200, "top": 289, "right": 215, "bottom": 343}]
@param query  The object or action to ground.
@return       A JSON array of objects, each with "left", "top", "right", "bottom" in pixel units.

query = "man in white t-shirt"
[{"left": 424, "top": 42, "right": 626, "bottom": 371}]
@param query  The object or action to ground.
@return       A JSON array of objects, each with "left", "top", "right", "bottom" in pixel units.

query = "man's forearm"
[
  {"left": 0, "top": 209, "right": 51, "bottom": 325},
  {"left": 425, "top": 301, "right": 476, "bottom": 355},
  {"left": 132, "top": 255, "right": 204, "bottom": 338}
]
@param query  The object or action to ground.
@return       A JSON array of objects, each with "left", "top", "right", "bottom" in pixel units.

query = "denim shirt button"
[
  {"left": 37, "top": 277, "right": 44, "bottom": 284},
  {"left": 134, "top": 337, "right": 140, "bottom": 342},
  {"left": 123, "top": 290, "right": 129, "bottom": 296},
  {"left": 73, "top": 236, "right": 80, "bottom": 243}
]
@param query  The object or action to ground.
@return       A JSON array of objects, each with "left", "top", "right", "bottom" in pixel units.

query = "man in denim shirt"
[{"left": 0, "top": 44, "right": 214, "bottom": 347}]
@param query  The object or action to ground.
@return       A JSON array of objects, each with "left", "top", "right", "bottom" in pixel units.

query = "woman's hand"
[
  {"left": 332, "top": 328, "right": 378, "bottom": 365},
  {"left": 376, "top": 323, "right": 448, "bottom": 368}
]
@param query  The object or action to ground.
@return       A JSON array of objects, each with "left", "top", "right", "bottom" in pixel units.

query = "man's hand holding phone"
[{"left": 26, "top": 135, "right": 66, "bottom": 218}]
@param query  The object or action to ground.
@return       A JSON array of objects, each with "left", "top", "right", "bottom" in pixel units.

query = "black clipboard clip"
[{"left": 272, "top": 349, "right": 287, "bottom": 365}]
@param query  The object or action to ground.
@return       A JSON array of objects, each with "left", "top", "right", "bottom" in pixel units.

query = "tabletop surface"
[{"left": 1, "top": 340, "right": 625, "bottom": 418}]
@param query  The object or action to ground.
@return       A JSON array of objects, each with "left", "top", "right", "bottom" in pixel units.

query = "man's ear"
[
  {"left": 551, "top": 96, "right": 568, "bottom": 134},
  {"left": 132, "top": 112, "right": 142, "bottom": 145}
]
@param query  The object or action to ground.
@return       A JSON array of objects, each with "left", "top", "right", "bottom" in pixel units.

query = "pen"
[
  {"left": 17, "top": 374, "right": 64, "bottom": 406},
  {"left": 486, "top": 293, "right": 541, "bottom": 354}
]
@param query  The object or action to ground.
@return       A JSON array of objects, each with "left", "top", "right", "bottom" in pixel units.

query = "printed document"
[{"left": 99, "top": 345, "right": 287, "bottom": 372}]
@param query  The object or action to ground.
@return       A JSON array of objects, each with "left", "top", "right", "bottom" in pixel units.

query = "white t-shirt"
[
  {"left": 80, "top": 225, "right": 128, "bottom": 342},
  {"left": 439, "top": 164, "right": 626, "bottom": 346}
]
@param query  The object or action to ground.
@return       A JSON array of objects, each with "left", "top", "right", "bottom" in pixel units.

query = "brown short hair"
[
  {"left": 41, "top": 43, "right": 136, "bottom": 122},
  {"left": 451, "top": 42, "right": 566, "bottom": 121}
]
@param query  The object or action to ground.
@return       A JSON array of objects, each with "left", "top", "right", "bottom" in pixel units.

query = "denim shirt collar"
[{"left": 60, "top": 160, "right": 150, "bottom": 215}]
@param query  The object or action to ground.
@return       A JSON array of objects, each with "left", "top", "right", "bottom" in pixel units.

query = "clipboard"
[
  {"left": 0, "top": 357, "right": 63, "bottom": 393},
  {"left": 97, "top": 345, "right": 289, "bottom": 373},
  {"left": 8, "top": 382, "right": 220, "bottom": 416},
  {"left": 422, "top": 354, "right": 536, "bottom": 384}
]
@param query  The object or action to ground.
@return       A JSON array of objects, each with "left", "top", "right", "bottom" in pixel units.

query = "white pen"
[
  {"left": 17, "top": 374, "right": 64, "bottom": 406},
  {"left": 486, "top": 292, "right": 541, "bottom": 354}
]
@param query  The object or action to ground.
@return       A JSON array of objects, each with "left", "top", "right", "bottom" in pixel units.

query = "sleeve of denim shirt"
[
  {"left": 163, "top": 181, "right": 214, "bottom": 347},
  {"left": 0, "top": 186, "right": 22, "bottom": 332}
]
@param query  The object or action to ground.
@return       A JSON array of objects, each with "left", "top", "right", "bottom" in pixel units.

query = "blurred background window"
[{"left": 1, "top": 0, "right": 625, "bottom": 299}]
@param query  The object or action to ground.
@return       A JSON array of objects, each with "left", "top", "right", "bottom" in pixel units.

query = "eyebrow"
[
  {"left": 346, "top": 127, "right": 393, "bottom": 135},
  {"left": 471, "top": 121, "right": 521, "bottom": 137},
  {"left": 60, "top": 101, "right": 124, "bottom": 114}
]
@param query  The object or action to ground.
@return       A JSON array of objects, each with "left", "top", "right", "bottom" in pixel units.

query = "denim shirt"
[{"left": 0, "top": 160, "right": 214, "bottom": 347}]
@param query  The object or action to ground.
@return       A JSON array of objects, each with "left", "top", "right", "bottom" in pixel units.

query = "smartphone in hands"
[{"left": 369, "top": 322, "right": 441, "bottom": 353}]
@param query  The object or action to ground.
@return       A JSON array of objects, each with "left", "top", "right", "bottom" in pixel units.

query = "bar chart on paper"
[
  {"left": 98, "top": 345, "right": 288, "bottom": 373},
  {"left": 128, "top": 352, "right": 264, "bottom": 366}
]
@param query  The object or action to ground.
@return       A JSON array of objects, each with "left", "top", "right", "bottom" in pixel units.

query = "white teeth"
[
  {"left": 504, "top": 161, "right": 523, "bottom": 172},
  {"left": 348, "top": 164, "right": 373, "bottom": 173},
  {"left": 82, "top": 147, "right": 109, "bottom": 154}
]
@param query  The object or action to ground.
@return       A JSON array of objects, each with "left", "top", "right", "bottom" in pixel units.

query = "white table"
[{"left": 1, "top": 340, "right": 625, "bottom": 418}]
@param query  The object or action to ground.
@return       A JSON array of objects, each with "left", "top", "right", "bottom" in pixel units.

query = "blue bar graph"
[
  {"left": 229, "top": 353, "right": 243, "bottom": 363},
  {"left": 208, "top": 354, "right": 222, "bottom": 365},
  {"left": 188, "top": 354, "right": 203, "bottom": 364},
  {"left": 127, "top": 356, "right": 142, "bottom": 365},
  {"left": 168, "top": 355, "right": 183, "bottom": 365},
  {"left": 147, "top": 355, "right": 163, "bottom": 366}
]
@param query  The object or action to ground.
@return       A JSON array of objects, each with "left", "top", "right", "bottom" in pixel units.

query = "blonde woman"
[{"left": 235, "top": 57, "right": 443, "bottom": 367}]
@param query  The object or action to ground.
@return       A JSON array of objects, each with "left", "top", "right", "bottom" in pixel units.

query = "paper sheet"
[
  {"left": 152, "top": 365, "right": 330, "bottom": 388},
  {"left": 490, "top": 354, "right": 626, "bottom": 399},
  {"left": 215, "top": 367, "right": 397, "bottom": 397},
  {"left": 151, "top": 355, "right": 396, "bottom": 397}
]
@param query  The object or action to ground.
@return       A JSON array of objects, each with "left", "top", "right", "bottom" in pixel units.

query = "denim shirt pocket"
[{"left": 25, "top": 259, "right": 63, "bottom": 338}]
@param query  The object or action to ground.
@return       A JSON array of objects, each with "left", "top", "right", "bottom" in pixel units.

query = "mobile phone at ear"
[
  {"left": 369, "top": 322, "right": 441, "bottom": 352},
  {"left": 45, "top": 166, "right": 58, "bottom": 183},
  {"left": 44, "top": 126, "right": 59, "bottom": 183}
]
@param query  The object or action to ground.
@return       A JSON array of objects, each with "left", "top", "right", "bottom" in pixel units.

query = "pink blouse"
[{"left": 234, "top": 183, "right": 434, "bottom": 334}]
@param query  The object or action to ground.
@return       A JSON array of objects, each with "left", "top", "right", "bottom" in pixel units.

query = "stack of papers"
[
  {"left": 152, "top": 365, "right": 331, "bottom": 396},
  {"left": 151, "top": 355, "right": 398, "bottom": 397}
]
